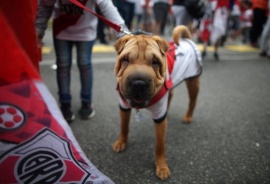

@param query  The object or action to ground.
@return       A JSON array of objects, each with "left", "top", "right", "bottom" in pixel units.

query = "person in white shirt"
[
  {"left": 35, "top": 0, "right": 125, "bottom": 122},
  {"left": 140, "top": 0, "right": 156, "bottom": 32},
  {"left": 240, "top": 0, "right": 253, "bottom": 43},
  {"left": 229, "top": 0, "right": 241, "bottom": 40}
]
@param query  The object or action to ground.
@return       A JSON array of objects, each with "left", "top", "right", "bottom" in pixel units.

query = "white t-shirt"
[
  {"left": 36, "top": 0, "right": 125, "bottom": 41},
  {"left": 240, "top": 9, "right": 253, "bottom": 29}
]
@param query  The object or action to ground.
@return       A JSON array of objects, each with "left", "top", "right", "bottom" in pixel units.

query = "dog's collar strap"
[
  {"left": 147, "top": 42, "right": 176, "bottom": 107},
  {"left": 167, "top": 42, "right": 176, "bottom": 74},
  {"left": 147, "top": 78, "right": 172, "bottom": 107}
]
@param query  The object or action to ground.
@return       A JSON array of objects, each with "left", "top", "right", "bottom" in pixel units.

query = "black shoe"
[
  {"left": 60, "top": 103, "right": 75, "bottom": 122},
  {"left": 250, "top": 42, "right": 259, "bottom": 48},
  {"left": 100, "top": 39, "right": 109, "bottom": 45},
  {"left": 79, "top": 102, "right": 95, "bottom": 119},
  {"left": 214, "top": 52, "right": 219, "bottom": 61},
  {"left": 259, "top": 51, "right": 267, "bottom": 57},
  {"left": 202, "top": 50, "right": 207, "bottom": 58}
]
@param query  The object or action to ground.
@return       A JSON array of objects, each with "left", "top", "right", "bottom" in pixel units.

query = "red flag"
[
  {"left": 0, "top": 0, "right": 40, "bottom": 71},
  {"left": 0, "top": 12, "right": 113, "bottom": 184}
]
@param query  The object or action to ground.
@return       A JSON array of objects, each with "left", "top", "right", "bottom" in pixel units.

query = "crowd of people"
[
  {"left": 35, "top": 0, "right": 270, "bottom": 122},
  {"left": 100, "top": 0, "right": 269, "bottom": 60}
]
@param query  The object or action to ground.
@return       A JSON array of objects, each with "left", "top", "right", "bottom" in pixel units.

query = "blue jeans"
[
  {"left": 115, "top": 0, "right": 135, "bottom": 30},
  {"left": 53, "top": 38, "right": 94, "bottom": 105}
]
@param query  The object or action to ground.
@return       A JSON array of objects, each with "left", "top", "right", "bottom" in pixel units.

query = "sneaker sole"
[
  {"left": 81, "top": 110, "right": 95, "bottom": 120},
  {"left": 66, "top": 114, "right": 75, "bottom": 122}
]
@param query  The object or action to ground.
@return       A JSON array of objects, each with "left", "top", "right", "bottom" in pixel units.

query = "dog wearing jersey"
[{"left": 112, "top": 25, "right": 202, "bottom": 180}]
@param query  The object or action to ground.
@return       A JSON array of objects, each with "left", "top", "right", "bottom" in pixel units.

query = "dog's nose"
[{"left": 132, "top": 80, "right": 147, "bottom": 92}]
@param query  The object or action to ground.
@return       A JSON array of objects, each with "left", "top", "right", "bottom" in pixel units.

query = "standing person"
[
  {"left": 153, "top": 0, "right": 171, "bottom": 35},
  {"left": 249, "top": 0, "right": 268, "bottom": 47},
  {"left": 171, "top": 0, "right": 193, "bottom": 30},
  {"left": 140, "top": 0, "right": 156, "bottom": 32},
  {"left": 200, "top": 0, "right": 230, "bottom": 60},
  {"left": 259, "top": 0, "right": 270, "bottom": 57},
  {"left": 134, "top": 0, "right": 143, "bottom": 30},
  {"left": 229, "top": 0, "right": 242, "bottom": 40},
  {"left": 35, "top": 0, "right": 125, "bottom": 122},
  {"left": 114, "top": 0, "right": 136, "bottom": 30},
  {"left": 200, "top": 0, "right": 217, "bottom": 58},
  {"left": 239, "top": 0, "right": 253, "bottom": 43}
]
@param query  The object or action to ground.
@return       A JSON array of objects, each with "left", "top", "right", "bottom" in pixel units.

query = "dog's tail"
[{"left": 172, "top": 25, "right": 192, "bottom": 45}]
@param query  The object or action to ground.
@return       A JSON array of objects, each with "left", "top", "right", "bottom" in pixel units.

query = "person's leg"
[
  {"left": 76, "top": 40, "right": 95, "bottom": 119},
  {"left": 250, "top": 8, "right": 267, "bottom": 46},
  {"left": 171, "top": 5, "right": 181, "bottom": 26},
  {"left": 127, "top": 2, "right": 135, "bottom": 30},
  {"left": 122, "top": 1, "right": 135, "bottom": 30},
  {"left": 244, "top": 27, "right": 251, "bottom": 43},
  {"left": 53, "top": 38, "right": 75, "bottom": 121},
  {"left": 213, "top": 38, "right": 221, "bottom": 60},
  {"left": 172, "top": 5, "right": 193, "bottom": 29},
  {"left": 135, "top": 14, "right": 142, "bottom": 30},
  {"left": 153, "top": 3, "right": 162, "bottom": 35},
  {"left": 260, "top": 18, "right": 270, "bottom": 55},
  {"left": 202, "top": 42, "right": 207, "bottom": 57},
  {"left": 230, "top": 16, "right": 241, "bottom": 40},
  {"left": 96, "top": 6, "right": 108, "bottom": 44},
  {"left": 200, "top": 20, "right": 210, "bottom": 58},
  {"left": 160, "top": 3, "right": 170, "bottom": 35}
]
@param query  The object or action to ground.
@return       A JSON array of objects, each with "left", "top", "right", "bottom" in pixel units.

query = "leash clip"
[{"left": 120, "top": 25, "right": 132, "bottom": 35}]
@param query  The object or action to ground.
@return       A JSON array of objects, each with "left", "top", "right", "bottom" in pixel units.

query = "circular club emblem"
[
  {"left": 0, "top": 103, "right": 26, "bottom": 130},
  {"left": 17, "top": 150, "right": 65, "bottom": 183}
]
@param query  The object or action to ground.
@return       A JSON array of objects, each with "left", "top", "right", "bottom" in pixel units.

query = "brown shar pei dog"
[{"left": 112, "top": 25, "right": 202, "bottom": 180}]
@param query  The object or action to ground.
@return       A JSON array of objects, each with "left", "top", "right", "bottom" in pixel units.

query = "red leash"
[{"left": 69, "top": 0, "right": 131, "bottom": 34}]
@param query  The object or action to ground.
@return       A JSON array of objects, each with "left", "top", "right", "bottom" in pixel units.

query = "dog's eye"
[
  {"left": 152, "top": 58, "right": 160, "bottom": 67},
  {"left": 122, "top": 56, "right": 129, "bottom": 64}
]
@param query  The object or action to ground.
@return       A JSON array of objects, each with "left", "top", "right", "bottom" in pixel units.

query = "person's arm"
[
  {"left": 35, "top": 0, "right": 55, "bottom": 40},
  {"left": 97, "top": 0, "right": 127, "bottom": 37}
]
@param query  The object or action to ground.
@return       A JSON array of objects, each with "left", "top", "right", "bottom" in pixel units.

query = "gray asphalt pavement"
[{"left": 40, "top": 34, "right": 270, "bottom": 184}]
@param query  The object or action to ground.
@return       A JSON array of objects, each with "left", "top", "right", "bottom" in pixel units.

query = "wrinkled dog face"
[{"left": 114, "top": 35, "right": 168, "bottom": 108}]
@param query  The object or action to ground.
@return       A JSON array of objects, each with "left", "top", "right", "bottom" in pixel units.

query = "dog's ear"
[
  {"left": 114, "top": 35, "right": 133, "bottom": 54},
  {"left": 152, "top": 35, "right": 169, "bottom": 55},
  {"left": 114, "top": 35, "right": 133, "bottom": 77}
]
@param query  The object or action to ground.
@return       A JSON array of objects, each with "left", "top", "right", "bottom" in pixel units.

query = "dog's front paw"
[
  {"left": 112, "top": 139, "right": 126, "bottom": 152},
  {"left": 156, "top": 162, "right": 171, "bottom": 180},
  {"left": 182, "top": 115, "right": 192, "bottom": 124}
]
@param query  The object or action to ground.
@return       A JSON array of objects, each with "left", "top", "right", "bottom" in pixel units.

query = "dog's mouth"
[
  {"left": 121, "top": 76, "right": 154, "bottom": 108},
  {"left": 126, "top": 98, "right": 149, "bottom": 108},
  {"left": 133, "top": 97, "right": 144, "bottom": 104}
]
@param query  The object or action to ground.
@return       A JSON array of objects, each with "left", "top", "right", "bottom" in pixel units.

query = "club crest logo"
[
  {"left": 0, "top": 129, "right": 91, "bottom": 183},
  {"left": 16, "top": 149, "right": 65, "bottom": 183}
]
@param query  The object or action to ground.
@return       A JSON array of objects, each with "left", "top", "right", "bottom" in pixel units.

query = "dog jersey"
[{"left": 119, "top": 38, "right": 202, "bottom": 123}]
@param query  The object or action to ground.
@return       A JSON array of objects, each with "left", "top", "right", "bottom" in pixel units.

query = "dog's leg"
[
  {"left": 167, "top": 89, "right": 174, "bottom": 111},
  {"left": 155, "top": 118, "right": 170, "bottom": 180},
  {"left": 183, "top": 76, "right": 200, "bottom": 123},
  {"left": 112, "top": 109, "right": 131, "bottom": 152}
]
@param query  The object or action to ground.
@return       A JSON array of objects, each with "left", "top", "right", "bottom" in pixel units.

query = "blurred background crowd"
[{"left": 97, "top": 0, "right": 269, "bottom": 59}]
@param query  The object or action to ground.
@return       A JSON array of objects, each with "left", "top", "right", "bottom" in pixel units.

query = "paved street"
[{"left": 40, "top": 29, "right": 270, "bottom": 184}]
